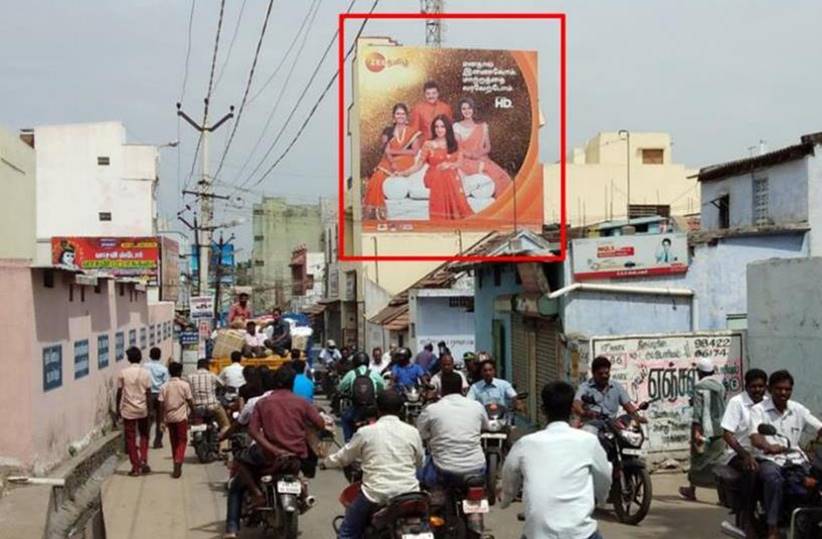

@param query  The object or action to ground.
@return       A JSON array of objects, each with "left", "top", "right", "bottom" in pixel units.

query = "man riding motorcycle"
[
  {"left": 572, "top": 355, "right": 644, "bottom": 434},
  {"left": 749, "top": 369, "right": 822, "bottom": 539},
  {"left": 429, "top": 353, "right": 469, "bottom": 398},
  {"left": 467, "top": 359, "right": 522, "bottom": 413},
  {"left": 324, "top": 389, "right": 425, "bottom": 539},
  {"left": 417, "top": 371, "right": 488, "bottom": 487},
  {"left": 390, "top": 347, "right": 428, "bottom": 390},
  {"left": 337, "top": 352, "right": 385, "bottom": 442}
]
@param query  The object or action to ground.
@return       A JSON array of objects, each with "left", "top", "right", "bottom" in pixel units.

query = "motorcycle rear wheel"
[
  {"left": 284, "top": 510, "right": 298, "bottom": 539},
  {"left": 486, "top": 453, "right": 499, "bottom": 507},
  {"left": 612, "top": 467, "right": 652, "bottom": 525},
  {"left": 194, "top": 441, "right": 211, "bottom": 464}
]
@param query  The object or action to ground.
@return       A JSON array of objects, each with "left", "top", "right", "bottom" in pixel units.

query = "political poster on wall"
[
  {"left": 51, "top": 237, "right": 160, "bottom": 284},
  {"left": 590, "top": 332, "right": 745, "bottom": 454},
  {"left": 357, "top": 45, "right": 543, "bottom": 232},
  {"left": 572, "top": 233, "right": 689, "bottom": 280}
]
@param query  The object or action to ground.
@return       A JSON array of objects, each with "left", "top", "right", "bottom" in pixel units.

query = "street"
[{"left": 102, "top": 428, "right": 727, "bottom": 539}]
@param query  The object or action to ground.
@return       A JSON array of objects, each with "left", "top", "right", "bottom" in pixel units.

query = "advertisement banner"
[
  {"left": 160, "top": 236, "right": 180, "bottom": 302},
  {"left": 98, "top": 334, "right": 109, "bottom": 369},
  {"left": 591, "top": 332, "right": 744, "bottom": 454},
  {"left": 357, "top": 45, "right": 543, "bottom": 232},
  {"left": 190, "top": 296, "right": 215, "bottom": 320},
  {"left": 572, "top": 233, "right": 689, "bottom": 280},
  {"left": 52, "top": 237, "right": 160, "bottom": 284},
  {"left": 43, "top": 345, "right": 62, "bottom": 392},
  {"left": 74, "top": 339, "right": 90, "bottom": 379}
]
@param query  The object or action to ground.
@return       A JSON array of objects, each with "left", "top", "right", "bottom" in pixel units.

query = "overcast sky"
[{"left": 3, "top": 0, "right": 821, "bottom": 259}]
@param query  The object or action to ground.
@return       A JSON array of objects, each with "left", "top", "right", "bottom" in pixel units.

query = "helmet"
[
  {"left": 392, "top": 347, "right": 412, "bottom": 361},
  {"left": 463, "top": 351, "right": 477, "bottom": 361},
  {"left": 327, "top": 339, "right": 336, "bottom": 348},
  {"left": 352, "top": 351, "right": 370, "bottom": 368}
]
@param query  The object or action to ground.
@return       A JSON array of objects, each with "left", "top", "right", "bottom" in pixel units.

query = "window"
[
  {"left": 99, "top": 212, "right": 112, "bottom": 221},
  {"left": 254, "top": 259, "right": 265, "bottom": 267},
  {"left": 119, "top": 283, "right": 125, "bottom": 296},
  {"left": 753, "top": 176, "right": 769, "bottom": 225},
  {"left": 43, "top": 270, "right": 54, "bottom": 288},
  {"left": 493, "top": 266, "right": 502, "bottom": 287},
  {"left": 254, "top": 235, "right": 264, "bottom": 241},
  {"left": 641, "top": 148, "right": 664, "bottom": 164},
  {"left": 69, "top": 284, "right": 74, "bottom": 302},
  {"left": 718, "top": 194, "right": 730, "bottom": 229},
  {"left": 80, "top": 286, "right": 85, "bottom": 302},
  {"left": 97, "top": 156, "right": 110, "bottom": 166},
  {"left": 253, "top": 209, "right": 264, "bottom": 216}
]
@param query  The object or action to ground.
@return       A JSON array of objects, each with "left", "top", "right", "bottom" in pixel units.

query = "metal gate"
[
  {"left": 534, "top": 318, "right": 560, "bottom": 394},
  {"left": 511, "top": 313, "right": 530, "bottom": 398}
]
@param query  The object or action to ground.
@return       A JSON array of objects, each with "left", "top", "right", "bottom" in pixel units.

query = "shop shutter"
[
  {"left": 511, "top": 313, "right": 530, "bottom": 397},
  {"left": 535, "top": 318, "right": 560, "bottom": 393}
]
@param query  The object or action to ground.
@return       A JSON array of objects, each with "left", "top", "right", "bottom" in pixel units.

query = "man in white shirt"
[
  {"left": 428, "top": 354, "right": 469, "bottom": 397},
  {"left": 325, "top": 390, "right": 424, "bottom": 539},
  {"left": 318, "top": 339, "right": 342, "bottom": 366},
  {"left": 241, "top": 321, "right": 267, "bottom": 358},
  {"left": 750, "top": 369, "right": 822, "bottom": 539},
  {"left": 417, "top": 372, "right": 487, "bottom": 488},
  {"left": 219, "top": 351, "right": 246, "bottom": 391},
  {"left": 502, "top": 381, "right": 611, "bottom": 539}
]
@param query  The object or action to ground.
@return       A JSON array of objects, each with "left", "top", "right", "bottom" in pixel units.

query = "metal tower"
[{"left": 421, "top": 0, "right": 444, "bottom": 47}]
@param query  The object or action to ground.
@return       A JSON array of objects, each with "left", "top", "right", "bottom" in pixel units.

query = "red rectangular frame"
[{"left": 338, "top": 12, "right": 566, "bottom": 263}]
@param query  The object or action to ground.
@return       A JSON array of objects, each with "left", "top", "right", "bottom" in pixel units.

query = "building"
[
  {"left": 27, "top": 122, "right": 160, "bottom": 263},
  {"left": 289, "top": 246, "right": 325, "bottom": 311},
  {"left": 0, "top": 124, "right": 36, "bottom": 259},
  {"left": 251, "top": 197, "right": 323, "bottom": 309},
  {"left": 544, "top": 132, "right": 699, "bottom": 226}
]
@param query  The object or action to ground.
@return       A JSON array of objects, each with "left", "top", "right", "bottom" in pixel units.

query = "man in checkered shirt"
[{"left": 186, "top": 359, "right": 230, "bottom": 435}]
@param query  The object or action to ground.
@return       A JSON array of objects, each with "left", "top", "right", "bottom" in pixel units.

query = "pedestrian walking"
[
  {"left": 144, "top": 346, "right": 169, "bottom": 448},
  {"left": 159, "top": 362, "right": 194, "bottom": 478},
  {"left": 116, "top": 346, "right": 153, "bottom": 476}
]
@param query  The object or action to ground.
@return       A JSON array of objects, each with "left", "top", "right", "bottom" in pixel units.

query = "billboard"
[
  {"left": 572, "top": 233, "right": 689, "bottom": 280},
  {"left": 357, "top": 45, "right": 543, "bottom": 232},
  {"left": 52, "top": 237, "right": 160, "bottom": 284},
  {"left": 160, "top": 236, "right": 180, "bottom": 302}
]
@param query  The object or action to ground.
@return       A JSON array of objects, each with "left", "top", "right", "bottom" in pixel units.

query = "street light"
[{"left": 618, "top": 130, "right": 631, "bottom": 221}]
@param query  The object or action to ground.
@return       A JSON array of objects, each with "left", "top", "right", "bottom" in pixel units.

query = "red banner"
[{"left": 51, "top": 237, "right": 160, "bottom": 284}]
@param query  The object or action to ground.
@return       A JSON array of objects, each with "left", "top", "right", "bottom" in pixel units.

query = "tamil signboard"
[
  {"left": 43, "top": 345, "right": 62, "bottom": 391},
  {"left": 572, "top": 233, "right": 689, "bottom": 280},
  {"left": 357, "top": 45, "right": 543, "bottom": 232},
  {"left": 51, "top": 237, "right": 160, "bottom": 284},
  {"left": 190, "top": 296, "right": 215, "bottom": 320},
  {"left": 160, "top": 236, "right": 180, "bottom": 302},
  {"left": 590, "top": 331, "right": 745, "bottom": 455}
]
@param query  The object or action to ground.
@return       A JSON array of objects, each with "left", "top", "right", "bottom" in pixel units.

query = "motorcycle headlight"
[
  {"left": 619, "top": 429, "right": 644, "bottom": 448},
  {"left": 487, "top": 419, "right": 502, "bottom": 431}
]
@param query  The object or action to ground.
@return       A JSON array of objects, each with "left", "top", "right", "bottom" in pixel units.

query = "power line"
[
  {"left": 213, "top": 0, "right": 248, "bottom": 93},
  {"left": 233, "top": 0, "right": 358, "bottom": 193},
  {"left": 179, "top": 0, "right": 196, "bottom": 103},
  {"left": 212, "top": 0, "right": 276, "bottom": 185},
  {"left": 248, "top": 0, "right": 379, "bottom": 188}
]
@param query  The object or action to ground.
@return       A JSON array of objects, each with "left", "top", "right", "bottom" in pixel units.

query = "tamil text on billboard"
[
  {"left": 357, "top": 45, "right": 543, "bottom": 232},
  {"left": 52, "top": 237, "right": 160, "bottom": 284},
  {"left": 572, "top": 233, "right": 688, "bottom": 280}
]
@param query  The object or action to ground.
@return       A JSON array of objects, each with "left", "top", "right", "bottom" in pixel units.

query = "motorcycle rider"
[
  {"left": 718, "top": 368, "right": 768, "bottom": 537},
  {"left": 417, "top": 372, "right": 488, "bottom": 488},
  {"left": 186, "top": 359, "right": 230, "bottom": 437},
  {"left": 390, "top": 347, "right": 428, "bottom": 390},
  {"left": 324, "top": 389, "right": 425, "bottom": 539},
  {"left": 572, "top": 356, "right": 644, "bottom": 434},
  {"left": 428, "top": 353, "right": 469, "bottom": 397},
  {"left": 337, "top": 351, "right": 385, "bottom": 442},
  {"left": 467, "top": 359, "right": 522, "bottom": 413},
  {"left": 319, "top": 339, "right": 343, "bottom": 366},
  {"left": 749, "top": 369, "right": 822, "bottom": 539}
]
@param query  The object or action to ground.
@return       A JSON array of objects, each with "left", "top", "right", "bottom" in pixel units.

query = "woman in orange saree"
[
  {"left": 363, "top": 103, "right": 421, "bottom": 220},
  {"left": 454, "top": 97, "right": 512, "bottom": 197},
  {"left": 399, "top": 115, "right": 473, "bottom": 221}
]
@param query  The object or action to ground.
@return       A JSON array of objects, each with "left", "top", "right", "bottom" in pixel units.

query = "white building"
[
  {"left": 29, "top": 122, "right": 159, "bottom": 264},
  {"left": 0, "top": 124, "right": 36, "bottom": 260}
]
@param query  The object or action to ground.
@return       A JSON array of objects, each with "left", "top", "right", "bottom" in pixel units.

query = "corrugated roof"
[{"left": 698, "top": 132, "right": 822, "bottom": 182}]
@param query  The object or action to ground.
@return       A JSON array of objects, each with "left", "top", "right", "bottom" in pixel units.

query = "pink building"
[{"left": 0, "top": 260, "right": 173, "bottom": 473}]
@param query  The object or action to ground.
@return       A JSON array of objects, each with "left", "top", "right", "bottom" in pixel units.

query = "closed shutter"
[
  {"left": 511, "top": 313, "right": 530, "bottom": 398},
  {"left": 535, "top": 318, "right": 560, "bottom": 393}
]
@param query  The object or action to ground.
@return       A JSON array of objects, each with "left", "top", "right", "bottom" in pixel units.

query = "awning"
[{"left": 384, "top": 305, "right": 409, "bottom": 332}]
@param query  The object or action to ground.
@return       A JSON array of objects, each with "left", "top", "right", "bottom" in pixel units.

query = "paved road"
[{"left": 102, "top": 423, "right": 726, "bottom": 538}]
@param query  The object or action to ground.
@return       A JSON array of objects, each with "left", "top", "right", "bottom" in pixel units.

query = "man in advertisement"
[{"left": 410, "top": 80, "right": 453, "bottom": 140}]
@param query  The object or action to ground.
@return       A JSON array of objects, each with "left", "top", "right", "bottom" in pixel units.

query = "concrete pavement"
[{"left": 101, "top": 437, "right": 727, "bottom": 539}]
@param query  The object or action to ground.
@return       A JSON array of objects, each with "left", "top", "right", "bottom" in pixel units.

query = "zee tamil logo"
[{"left": 365, "top": 52, "right": 386, "bottom": 72}]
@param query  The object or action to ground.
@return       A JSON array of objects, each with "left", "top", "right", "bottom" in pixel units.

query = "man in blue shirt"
[
  {"left": 391, "top": 348, "right": 428, "bottom": 389},
  {"left": 143, "top": 346, "right": 169, "bottom": 448},
  {"left": 290, "top": 355, "right": 314, "bottom": 403},
  {"left": 467, "top": 359, "right": 519, "bottom": 410}
]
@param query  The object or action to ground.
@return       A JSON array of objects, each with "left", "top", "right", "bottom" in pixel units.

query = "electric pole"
[
  {"left": 177, "top": 100, "right": 234, "bottom": 299},
  {"left": 421, "top": 0, "right": 444, "bottom": 47}
]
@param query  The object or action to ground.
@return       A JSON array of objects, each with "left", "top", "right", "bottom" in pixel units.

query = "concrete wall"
[
  {"left": 748, "top": 257, "right": 822, "bottom": 416},
  {"left": 0, "top": 127, "right": 36, "bottom": 260},
  {"left": 0, "top": 263, "right": 174, "bottom": 473},
  {"left": 806, "top": 150, "right": 822, "bottom": 256},
  {"left": 34, "top": 122, "right": 157, "bottom": 244},
  {"left": 409, "top": 290, "right": 475, "bottom": 358},
  {"left": 700, "top": 157, "right": 810, "bottom": 231}
]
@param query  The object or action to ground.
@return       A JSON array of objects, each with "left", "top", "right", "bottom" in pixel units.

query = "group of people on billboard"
[{"left": 363, "top": 80, "right": 513, "bottom": 221}]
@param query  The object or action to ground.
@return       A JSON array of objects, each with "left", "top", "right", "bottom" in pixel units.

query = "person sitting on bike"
[
  {"left": 428, "top": 353, "right": 469, "bottom": 398},
  {"left": 186, "top": 358, "right": 231, "bottom": 438},
  {"left": 467, "top": 359, "right": 522, "bottom": 413},
  {"left": 325, "top": 389, "right": 425, "bottom": 539},
  {"left": 226, "top": 365, "right": 325, "bottom": 538},
  {"left": 572, "top": 355, "right": 644, "bottom": 435},
  {"left": 390, "top": 347, "right": 428, "bottom": 391},
  {"left": 749, "top": 369, "right": 822, "bottom": 539},
  {"left": 319, "top": 339, "right": 342, "bottom": 366},
  {"left": 417, "top": 371, "right": 488, "bottom": 488},
  {"left": 337, "top": 351, "right": 385, "bottom": 442}
]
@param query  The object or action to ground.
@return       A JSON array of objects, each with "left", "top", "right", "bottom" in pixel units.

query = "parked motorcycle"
[
  {"left": 190, "top": 407, "right": 221, "bottom": 463},
  {"left": 582, "top": 397, "right": 652, "bottom": 525},
  {"left": 716, "top": 424, "right": 822, "bottom": 538},
  {"left": 427, "top": 473, "right": 490, "bottom": 539},
  {"left": 480, "top": 392, "right": 528, "bottom": 506}
]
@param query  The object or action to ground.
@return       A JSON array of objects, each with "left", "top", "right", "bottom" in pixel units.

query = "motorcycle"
[
  {"left": 716, "top": 424, "right": 822, "bottom": 538},
  {"left": 190, "top": 407, "right": 221, "bottom": 463},
  {"left": 243, "top": 456, "right": 313, "bottom": 539},
  {"left": 427, "top": 473, "right": 490, "bottom": 539},
  {"left": 582, "top": 398, "right": 652, "bottom": 525},
  {"left": 334, "top": 477, "right": 434, "bottom": 539},
  {"left": 402, "top": 386, "right": 424, "bottom": 426},
  {"left": 480, "top": 392, "right": 528, "bottom": 506}
]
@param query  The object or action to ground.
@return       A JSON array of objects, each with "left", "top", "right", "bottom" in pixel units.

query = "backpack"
[{"left": 351, "top": 368, "right": 376, "bottom": 406}]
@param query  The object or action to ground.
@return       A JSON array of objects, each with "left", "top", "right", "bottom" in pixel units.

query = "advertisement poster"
[
  {"left": 357, "top": 45, "right": 543, "bottom": 232},
  {"left": 43, "top": 345, "right": 62, "bottom": 392},
  {"left": 52, "top": 237, "right": 160, "bottom": 284},
  {"left": 98, "top": 334, "right": 109, "bottom": 369},
  {"left": 115, "top": 331, "right": 125, "bottom": 361},
  {"left": 572, "top": 233, "right": 689, "bottom": 280},
  {"left": 160, "top": 236, "right": 180, "bottom": 302},
  {"left": 74, "top": 339, "right": 89, "bottom": 379},
  {"left": 591, "top": 332, "right": 744, "bottom": 454},
  {"left": 190, "top": 296, "right": 215, "bottom": 320}
]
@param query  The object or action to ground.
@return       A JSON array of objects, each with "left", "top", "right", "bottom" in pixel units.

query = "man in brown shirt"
[
  {"left": 159, "top": 362, "right": 193, "bottom": 478},
  {"left": 410, "top": 80, "right": 453, "bottom": 140},
  {"left": 116, "top": 347, "right": 153, "bottom": 476}
]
